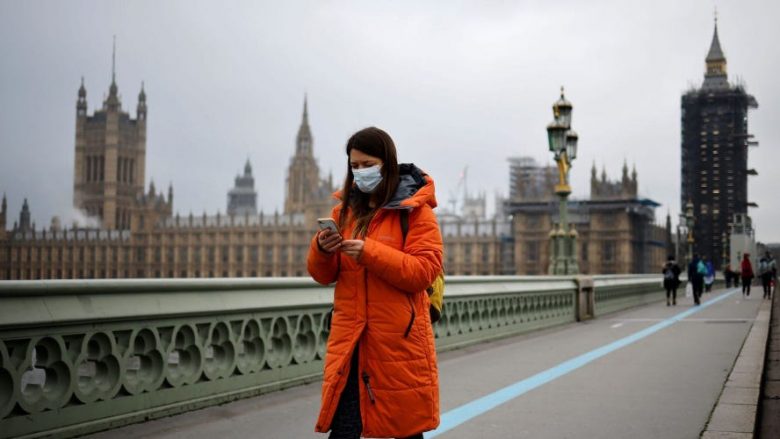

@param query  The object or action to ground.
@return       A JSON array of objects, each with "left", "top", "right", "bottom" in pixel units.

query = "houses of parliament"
[{"left": 0, "top": 61, "right": 670, "bottom": 280}]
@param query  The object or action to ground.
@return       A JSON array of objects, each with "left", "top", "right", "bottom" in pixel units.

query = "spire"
[
  {"left": 303, "top": 93, "right": 309, "bottom": 124},
  {"left": 77, "top": 77, "right": 87, "bottom": 115},
  {"left": 106, "top": 36, "right": 120, "bottom": 108},
  {"left": 591, "top": 161, "right": 597, "bottom": 179},
  {"left": 19, "top": 198, "right": 31, "bottom": 231},
  {"left": 703, "top": 15, "right": 728, "bottom": 89},
  {"left": 296, "top": 94, "right": 313, "bottom": 156},
  {"left": 706, "top": 18, "right": 725, "bottom": 62},
  {"left": 244, "top": 157, "right": 252, "bottom": 176},
  {"left": 137, "top": 81, "right": 147, "bottom": 120},
  {"left": 111, "top": 35, "right": 117, "bottom": 85},
  {"left": 622, "top": 159, "right": 629, "bottom": 182},
  {"left": 168, "top": 182, "right": 174, "bottom": 203}
]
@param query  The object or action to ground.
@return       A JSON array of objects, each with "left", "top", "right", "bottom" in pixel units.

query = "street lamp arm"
[{"left": 556, "top": 151, "right": 570, "bottom": 186}]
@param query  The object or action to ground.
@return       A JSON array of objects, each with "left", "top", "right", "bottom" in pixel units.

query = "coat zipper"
[
  {"left": 404, "top": 295, "right": 416, "bottom": 338},
  {"left": 362, "top": 372, "right": 376, "bottom": 404}
]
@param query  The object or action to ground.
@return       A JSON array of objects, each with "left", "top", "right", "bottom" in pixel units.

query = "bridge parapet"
[{"left": 0, "top": 275, "right": 664, "bottom": 439}]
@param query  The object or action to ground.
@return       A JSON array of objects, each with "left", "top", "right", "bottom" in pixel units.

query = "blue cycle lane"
[{"left": 430, "top": 288, "right": 759, "bottom": 438}]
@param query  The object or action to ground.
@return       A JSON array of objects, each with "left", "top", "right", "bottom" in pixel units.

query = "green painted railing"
[
  {"left": 0, "top": 275, "right": 665, "bottom": 439},
  {"left": 593, "top": 275, "right": 666, "bottom": 315}
]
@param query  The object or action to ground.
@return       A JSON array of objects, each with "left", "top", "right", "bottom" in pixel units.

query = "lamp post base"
[
  {"left": 548, "top": 191, "right": 579, "bottom": 276},
  {"left": 549, "top": 235, "right": 580, "bottom": 275}
]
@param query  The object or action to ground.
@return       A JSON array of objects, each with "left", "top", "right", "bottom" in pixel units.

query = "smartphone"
[{"left": 317, "top": 218, "right": 341, "bottom": 237}]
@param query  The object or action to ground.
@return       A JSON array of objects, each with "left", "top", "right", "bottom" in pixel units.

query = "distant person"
[
  {"left": 703, "top": 256, "right": 715, "bottom": 292},
  {"left": 741, "top": 253, "right": 754, "bottom": 297},
  {"left": 688, "top": 253, "right": 705, "bottom": 305},
  {"left": 724, "top": 263, "right": 733, "bottom": 288},
  {"left": 760, "top": 251, "right": 777, "bottom": 299},
  {"left": 308, "top": 127, "right": 442, "bottom": 439},
  {"left": 662, "top": 255, "right": 681, "bottom": 306}
]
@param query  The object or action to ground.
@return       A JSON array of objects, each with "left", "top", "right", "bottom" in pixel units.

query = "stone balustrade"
[{"left": 0, "top": 275, "right": 665, "bottom": 438}]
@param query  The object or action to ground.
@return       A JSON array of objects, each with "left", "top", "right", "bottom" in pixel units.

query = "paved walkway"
[
  {"left": 758, "top": 291, "right": 780, "bottom": 438},
  {"left": 86, "top": 288, "right": 763, "bottom": 439}
]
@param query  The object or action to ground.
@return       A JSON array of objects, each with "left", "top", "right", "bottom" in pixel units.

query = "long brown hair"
[{"left": 338, "top": 127, "right": 400, "bottom": 237}]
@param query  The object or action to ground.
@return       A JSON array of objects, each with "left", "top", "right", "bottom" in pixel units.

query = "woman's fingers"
[
  {"left": 340, "top": 240, "right": 363, "bottom": 259},
  {"left": 318, "top": 230, "right": 342, "bottom": 253},
  {"left": 322, "top": 234, "right": 341, "bottom": 245},
  {"left": 323, "top": 237, "right": 342, "bottom": 251}
]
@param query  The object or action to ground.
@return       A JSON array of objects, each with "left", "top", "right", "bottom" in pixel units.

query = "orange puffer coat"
[{"left": 308, "top": 164, "right": 443, "bottom": 438}]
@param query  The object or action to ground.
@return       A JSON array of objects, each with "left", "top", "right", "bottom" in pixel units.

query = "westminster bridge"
[{"left": 0, "top": 276, "right": 776, "bottom": 438}]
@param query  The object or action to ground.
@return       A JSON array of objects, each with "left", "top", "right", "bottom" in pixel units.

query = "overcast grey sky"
[{"left": 1, "top": 0, "right": 778, "bottom": 242}]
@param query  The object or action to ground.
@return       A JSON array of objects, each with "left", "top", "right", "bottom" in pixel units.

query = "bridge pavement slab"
[{"left": 83, "top": 289, "right": 761, "bottom": 439}]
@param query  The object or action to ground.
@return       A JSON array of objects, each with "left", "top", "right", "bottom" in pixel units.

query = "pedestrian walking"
[
  {"left": 662, "top": 255, "right": 681, "bottom": 306},
  {"left": 760, "top": 251, "right": 777, "bottom": 299},
  {"left": 741, "top": 253, "right": 754, "bottom": 297},
  {"left": 704, "top": 256, "right": 715, "bottom": 292},
  {"left": 308, "top": 127, "right": 442, "bottom": 439},
  {"left": 724, "top": 263, "right": 733, "bottom": 288},
  {"left": 688, "top": 253, "right": 705, "bottom": 305}
]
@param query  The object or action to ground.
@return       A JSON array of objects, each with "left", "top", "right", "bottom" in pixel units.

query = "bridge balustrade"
[{"left": 0, "top": 275, "right": 664, "bottom": 439}]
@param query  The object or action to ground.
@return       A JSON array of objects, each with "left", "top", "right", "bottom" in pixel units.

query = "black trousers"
[
  {"left": 692, "top": 279, "right": 703, "bottom": 304},
  {"left": 742, "top": 277, "right": 752, "bottom": 296},
  {"left": 329, "top": 347, "right": 424, "bottom": 439},
  {"left": 665, "top": 287, "right": 677, "bottom": 303},
  {"left": 762, "top": 274, "right": 773, "bottom": 298},
  {"left": 664, "top": 281, "right": 677, "bottom": 304}
]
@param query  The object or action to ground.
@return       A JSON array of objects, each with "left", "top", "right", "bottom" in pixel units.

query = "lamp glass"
[
  {"left": 558, "top": 106, "right": 572, "bottom": 128},
  {"left": 547, "top": 123, "right": 566, "bottom": 153},
  {"left": 566, "top": 131, "right": 578, "bottom": 161}
]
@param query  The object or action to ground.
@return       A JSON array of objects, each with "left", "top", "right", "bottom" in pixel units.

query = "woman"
[
  {"left": 741, "top": 253, "right": 754, "bottom": 297},
  {"left": 308, "top": 127, "right": 443, "bottom": 439}
]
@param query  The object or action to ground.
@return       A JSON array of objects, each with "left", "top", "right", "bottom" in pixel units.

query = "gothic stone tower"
[
  {"left": 681, "top": 19, "right": 758, "bottom": 267},
  {"left": 73, "top": 42, "right": 147, "bottom": 230},
  {"left": 284, "top": 96, "right": 334, "bottom": 222},
  {"left": 227, "top": 159, "right": 258, "bottom": 216}
]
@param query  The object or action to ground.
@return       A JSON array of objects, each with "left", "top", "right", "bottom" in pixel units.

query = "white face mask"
[{"left": 352, "top": 165, "right": 383, "bottom": 193}]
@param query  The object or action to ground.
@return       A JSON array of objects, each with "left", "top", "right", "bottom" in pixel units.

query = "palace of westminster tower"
[{"left": 73, "top": 43, "right": 165, "bottom": 230}]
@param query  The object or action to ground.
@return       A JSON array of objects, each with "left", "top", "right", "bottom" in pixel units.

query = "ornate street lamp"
[
  {"left": 685, "top": 199, "right": 695, "bottom": 263},
  {"left": 547, "top": 87, "right": 579, "bottom": 275}
]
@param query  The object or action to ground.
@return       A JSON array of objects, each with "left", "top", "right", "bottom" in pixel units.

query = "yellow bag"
[
  {"left": 401, "top": 210, "right": 445, "bottom": 324},
  {"left": 426, "top": 273, "right": 445, "bottom": 323}
]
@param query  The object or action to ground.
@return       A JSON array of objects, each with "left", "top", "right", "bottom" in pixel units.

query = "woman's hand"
[
  {"left": 340, "top": 240, "right": 364, "bottom": 260},
  {"left": 317, "top": 229, "right": 342, "bottom": 254}
]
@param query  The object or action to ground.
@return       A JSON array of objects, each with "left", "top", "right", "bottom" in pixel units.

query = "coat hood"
[{"left": 333, "top": 163, "right": 438, "bottom": 210}]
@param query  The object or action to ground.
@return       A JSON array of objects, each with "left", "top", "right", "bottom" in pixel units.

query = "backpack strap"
[{"left": 400, "top": 209, "right": 409, "bottom": 248}]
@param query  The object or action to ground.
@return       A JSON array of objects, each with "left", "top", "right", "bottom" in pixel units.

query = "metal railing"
[{"left": 0, "top": 275, "right": 665, "bottom": 438}]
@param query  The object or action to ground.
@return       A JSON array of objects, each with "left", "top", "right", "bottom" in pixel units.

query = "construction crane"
[{"left": 447, "top": 166, "right": 468, "bottom": 214}]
